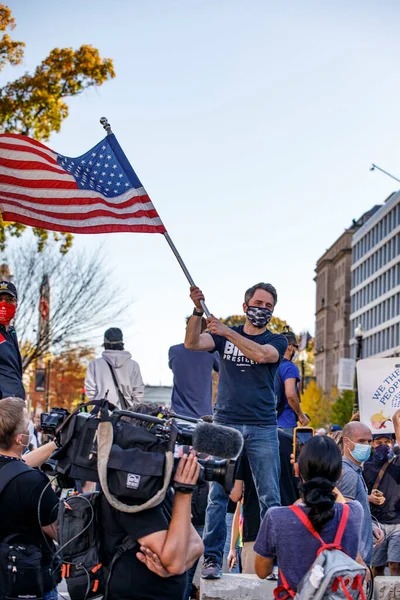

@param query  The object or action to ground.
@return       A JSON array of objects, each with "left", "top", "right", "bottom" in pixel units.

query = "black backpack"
[
  {"left": 0, "top": 461, "right": 52, "bottom": 600},
  {"left": 57, "top": 491, "right": 105, "bottom": 600}
]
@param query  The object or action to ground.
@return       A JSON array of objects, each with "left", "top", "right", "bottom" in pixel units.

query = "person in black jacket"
[
  {"left": 0, "top": 397, "right": 59, "bottom": 599},
  {"left": 0, "top": 281, "right": 25, "bottom": 399}
]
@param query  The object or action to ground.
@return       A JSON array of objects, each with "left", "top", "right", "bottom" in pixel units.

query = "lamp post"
[
  {"left": 353, "top": 324, "right": 364, "bottom": 414},
  {"left": 299, "top": 350, "right": 308, "bottom": 394}
]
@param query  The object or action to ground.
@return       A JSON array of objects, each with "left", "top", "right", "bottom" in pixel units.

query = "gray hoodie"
[{"left": 84, "top": 349, "right": 144, "bottom": 408}]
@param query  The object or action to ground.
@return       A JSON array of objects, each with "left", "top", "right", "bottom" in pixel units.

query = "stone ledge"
[
  {"left": 200, "top": 574, "right": 276, "bottom": 600},
  {"left": 374, "top": 576, "right": 400, "bottom": 600}
]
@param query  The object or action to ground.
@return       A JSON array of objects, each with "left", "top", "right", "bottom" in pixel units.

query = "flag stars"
[
  {"left": 112, "top": 164, "right": 117, "bottom": 169},
  {"left": 124, "top": 183, "right": 129, "bottom": 187},
  {"left": 102, "top": 146, "right": 106, "bottom": 150},
  {"left": 107, "top": 155, "right": 111, "bottom": 159},
  {"left": 81, "top": 160, "right": 86, "bottom": 164},
  {"left": 104, "top": 163, "right": 109, "bottom": 168},
  {"left": 118, "top": 174, "right": 123, "bottom": 178},
  {"left": 110, "top": 173, "right": 115, "bottom": 178},
  {"left": 99, "top": 154, "right": 104, "bottom": 159}
]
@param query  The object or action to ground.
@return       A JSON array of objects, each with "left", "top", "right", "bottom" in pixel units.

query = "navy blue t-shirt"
[
  {"left": 0, "top": 325, "right": 25, "bottom": 399},
  {"left": 168, "top": 343, "right": 219, "bottom": 419},
  {"left": 276, "top": 359, "right": 300, "bottom": 428},
  {"left": 210, "top": 326, "right": 287, "bottom": 425}
]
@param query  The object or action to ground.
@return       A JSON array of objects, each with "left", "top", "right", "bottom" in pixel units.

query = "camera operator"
[
  {"left": 0, "top": 398, "right": 59, "bottom": 599},
  {"left": 100, "top": 450, "right": 204, "bottom": 600}
]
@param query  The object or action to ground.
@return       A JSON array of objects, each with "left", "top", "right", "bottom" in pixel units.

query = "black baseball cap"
[
  {"left": 282, "top": 329, "right": 298, "bottom": 346},
  {"left": 104, "top": 327, "right": 123, "bottom": 345},
  {"left": 373, "top": 433, "right": 395, "bottom": 440},
  {"left": 0, "top": 281, "right": 17, "bottom": 299}
]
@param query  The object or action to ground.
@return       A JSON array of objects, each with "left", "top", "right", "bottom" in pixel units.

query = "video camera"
[
  {"left": 51, "top": 401, "right": 243, "bottom": 513},
  {"left": 40, "top": 407, "right": 70, "bottom": 434}
]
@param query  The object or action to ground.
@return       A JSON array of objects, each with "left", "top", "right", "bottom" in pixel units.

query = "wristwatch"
[{"left": 192, "top": 308, "right": 204, "bottom": 317}]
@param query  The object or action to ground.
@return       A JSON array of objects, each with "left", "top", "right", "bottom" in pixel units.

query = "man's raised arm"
[{"left": 184, "top": 286, "right": 215, "bottom": 352}]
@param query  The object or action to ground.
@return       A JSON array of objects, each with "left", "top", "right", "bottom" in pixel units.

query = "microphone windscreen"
[{"left": 192, "top": 422, "right": 243, "bottom": 459}]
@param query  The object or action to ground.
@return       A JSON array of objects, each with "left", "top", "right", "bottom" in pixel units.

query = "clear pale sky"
[{"left": 3, "top": 0, "right": 400, "bottom": 385}]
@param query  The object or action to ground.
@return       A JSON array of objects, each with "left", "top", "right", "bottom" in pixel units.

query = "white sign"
[
  {"left": 358, "top": 358, "right": 400, "bottom": 434},
  {"left": 338, "top": 358, "right": 356, "bottom": 391}
]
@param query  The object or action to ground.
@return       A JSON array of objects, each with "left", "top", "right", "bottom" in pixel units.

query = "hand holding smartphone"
[{"left": 293, "top": 427, "right": 314, "bottom": 463}]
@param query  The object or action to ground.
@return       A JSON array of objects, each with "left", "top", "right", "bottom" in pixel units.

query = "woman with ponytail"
[{"left": 254, "top": 435, "right": 364, "bottom": 592}]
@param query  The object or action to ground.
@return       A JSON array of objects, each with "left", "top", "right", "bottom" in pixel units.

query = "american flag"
[{"left": 0, "top": 132, "right": 166, "bottom": 234}]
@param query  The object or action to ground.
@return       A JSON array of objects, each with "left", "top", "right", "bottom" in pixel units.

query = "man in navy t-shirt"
[
  {"left": 185, "top": 282, "right": 287, "bottom": 579},
  {"left": 275, "top": 330, "right": 309, "bottom": 432},
  {"left": 169, "top": 318, "right": 219, "bottom": 419}
]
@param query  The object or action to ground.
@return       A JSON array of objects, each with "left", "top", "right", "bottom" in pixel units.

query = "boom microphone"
[{"left": 192, "top": 422, "right": 244, "bottom": 459}]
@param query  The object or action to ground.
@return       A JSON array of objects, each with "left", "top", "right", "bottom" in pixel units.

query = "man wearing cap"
[
  {"left": 0, "top": 281, "right": 24, "bottom": 399},
  {"left": 85, "top": 327, "right": 144, "bottom": 408},
  {"left": 363, "top": 431, "right": 400, "bottom": 576},
  {"left": 275, "top": 329, "right": 309, "bottom": 433}
]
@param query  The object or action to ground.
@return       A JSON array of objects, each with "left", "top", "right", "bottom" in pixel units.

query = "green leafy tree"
[
  {"left": 0, "top": 4, "right": 115, "bottom": 253},
  {"left": 330, "top": 390, "right": 354, "bottom": 429}
]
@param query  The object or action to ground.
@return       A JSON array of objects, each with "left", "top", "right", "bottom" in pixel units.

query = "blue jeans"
[
  {"left": 43, "top": 590, "right": 58, "bottom": 600},
  {"left": 203, "top": 424, "right": 280, "bottom": 564}
]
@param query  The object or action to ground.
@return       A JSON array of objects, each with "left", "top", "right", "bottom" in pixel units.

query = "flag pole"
[{"left": 100, "top": 117, "right": 211, "bottom": 317}]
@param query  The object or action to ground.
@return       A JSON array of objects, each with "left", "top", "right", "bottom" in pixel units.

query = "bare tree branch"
[{"left": 3, "top": 241, "right": 132, "bottom": 371}]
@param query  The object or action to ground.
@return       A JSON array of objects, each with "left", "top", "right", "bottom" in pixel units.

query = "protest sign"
[{"left": 358, "top": 358, "right": 400, "bottom": 434}]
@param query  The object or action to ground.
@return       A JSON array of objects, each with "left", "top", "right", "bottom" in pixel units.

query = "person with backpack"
[
  {"left": 85, "top": 327, "right": 144, "bottom": 409},
  {"left": 254, "top": 436, "right": 367, "bottom": 597},
  {"left": 275, "top": 329, "right": 309, "bottom": 432},
  {"left": 0, "top": 397, "right": 60, "bottom": 600}
]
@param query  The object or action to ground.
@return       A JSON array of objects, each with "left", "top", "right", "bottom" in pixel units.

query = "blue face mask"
[{"left": 349, "top": 442, "right": 371, "bottom": 463}]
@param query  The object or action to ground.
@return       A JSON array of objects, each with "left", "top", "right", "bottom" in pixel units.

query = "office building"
[
  {"left": 315, "top": 207, "right": 380, "bottom": 392},
  {"left": 350, "top": 191, "right": 400, "bottom": 358}
]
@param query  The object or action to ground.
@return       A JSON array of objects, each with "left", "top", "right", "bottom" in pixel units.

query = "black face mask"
[
  {"left": 374, "top": 443, "right": 393, "bottom": 462},
  {"left": 246, "top": 306, "right": 273, "bottom": 328}
]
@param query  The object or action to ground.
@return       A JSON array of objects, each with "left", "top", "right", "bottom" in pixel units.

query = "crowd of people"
[{"left": 0, "top": 278, "right": 398, "bottom": 599}]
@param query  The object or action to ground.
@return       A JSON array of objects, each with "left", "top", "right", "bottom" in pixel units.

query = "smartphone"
[
  {"left": 374, "top": 490, "right": 384, "bottom": 497},
  {"left": 293, "top": 427, "right": 314, "bottom": 462}
]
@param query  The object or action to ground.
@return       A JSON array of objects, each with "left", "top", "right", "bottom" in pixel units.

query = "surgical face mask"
[
  {"left": 348, "top": 439, "right": 371, "bottom": 463},
  {"left": 16, "top": 432, "right": 30, "bottom": 448},
  {"left": 0, "top": 301, "right": 16, "bottom": 325},
  {"left": 246, "top": 306, "right": 273, "bottom": 328}
]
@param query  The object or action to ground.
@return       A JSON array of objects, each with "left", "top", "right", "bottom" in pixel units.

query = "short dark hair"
[
  {"left": 282, "top": 330, "right": 297, "bottom": 346},
  {"left": 244, "top": 282, "right": 277, "bottom": 306}
]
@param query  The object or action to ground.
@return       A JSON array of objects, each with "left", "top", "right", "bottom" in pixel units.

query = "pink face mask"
[{"left": 0, "top": 302, "right": 16, "bottom": 325}]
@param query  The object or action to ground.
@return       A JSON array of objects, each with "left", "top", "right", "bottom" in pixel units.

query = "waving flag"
[{"left": 0, "top": 132, "right": 166, "bottom": 234}]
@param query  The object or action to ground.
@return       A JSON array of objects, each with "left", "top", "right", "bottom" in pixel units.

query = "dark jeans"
[{"left": 203, "top": 424, "right": 280, "bottom": 564}]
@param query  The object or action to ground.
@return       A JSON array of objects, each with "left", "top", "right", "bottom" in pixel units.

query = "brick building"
[{"left": 314, "top": 207, "right": 380, "bottom": 393}]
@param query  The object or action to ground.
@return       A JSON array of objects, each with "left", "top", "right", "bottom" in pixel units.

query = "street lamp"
[
  {"left": 299, "top": 350, "right": 307, "bottom": 394},
  {"left": 353, "top": 324, "right": 364, "bottom": 414}
]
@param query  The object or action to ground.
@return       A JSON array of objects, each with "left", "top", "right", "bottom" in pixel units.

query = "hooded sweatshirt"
[{"left": 85, "top": 350, "right": 144, "bottom": 408}]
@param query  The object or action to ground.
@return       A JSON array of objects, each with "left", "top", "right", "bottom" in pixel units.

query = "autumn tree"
[
  {"left": 7, "top": 240, "right": 129, "bottom": 371},
  {"left": 0, "top": 3, "right": 115, "bottom": 252},
  {"left": 300, "top": 380, "right": 330, "bottom": 429},
  {"left": 51, "top": 345, "right": 95, "bottom": 411}
]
